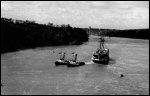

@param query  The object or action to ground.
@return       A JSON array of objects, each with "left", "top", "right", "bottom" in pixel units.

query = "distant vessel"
[{"left": 91, "top": 31, "right": 109, "bottom": 64}]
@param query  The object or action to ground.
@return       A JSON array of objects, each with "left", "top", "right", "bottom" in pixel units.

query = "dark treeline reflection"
[
  {"left": 84, "top": 28, "right": 149, "bottom": 39},
  {"left": 1, "top": 18, "right": 89, "bottom": 53}
]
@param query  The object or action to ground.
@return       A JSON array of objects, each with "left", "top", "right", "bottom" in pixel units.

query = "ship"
[{"left": 91, "top": 32, "right": 109, "bottom": 64}]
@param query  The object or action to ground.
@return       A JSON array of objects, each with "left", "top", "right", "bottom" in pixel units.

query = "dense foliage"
[
  {"left": 1, "top": 18, "right": 89, "bottom": 53},
  {"left": 100, "top": 29, "right": 149, "bottom": 39},
  {"left": 83, "top": 28, "right": 149, "bottom": 39}
]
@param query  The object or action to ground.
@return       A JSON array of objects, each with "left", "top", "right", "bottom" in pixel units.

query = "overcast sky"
[{"left": 1, "top": 1, "right": 149, "bottom": 29}]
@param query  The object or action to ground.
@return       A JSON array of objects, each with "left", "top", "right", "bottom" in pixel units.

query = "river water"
[{"left": 1, "top": 35, "right": 149, "bottom": 95}]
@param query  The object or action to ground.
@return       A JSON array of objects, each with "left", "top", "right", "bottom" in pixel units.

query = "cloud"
[
  {"left": 1, "top": 1, "right": 12, "bottom": 11},
  {"left": 1, "top": 1, "right": 149, "bottom": 29}
]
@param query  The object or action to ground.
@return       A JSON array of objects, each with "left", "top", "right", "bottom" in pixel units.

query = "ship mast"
[{"left": 99, "top": 29, "right": 105, "bottom": 49}]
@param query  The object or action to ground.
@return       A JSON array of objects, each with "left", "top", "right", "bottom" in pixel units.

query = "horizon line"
[{"left": 1, "top": 17, "right": 149, "bottom": 30}]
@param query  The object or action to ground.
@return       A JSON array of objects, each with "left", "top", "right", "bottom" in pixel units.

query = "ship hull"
[{"left": 92, "top": 48, "right": 109, "bottom": 64}]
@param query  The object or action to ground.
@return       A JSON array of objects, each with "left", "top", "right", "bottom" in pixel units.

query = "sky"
[{"left": 1, "top": 1, "right": 149, "bottom": 29}]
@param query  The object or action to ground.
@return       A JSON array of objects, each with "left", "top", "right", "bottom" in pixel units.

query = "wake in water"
[
  {"left": 85, "top": 61, "right": 95, "bottom": 65},
  {"left": 85, "top": 57, "right": 116, "bottom": 65}
]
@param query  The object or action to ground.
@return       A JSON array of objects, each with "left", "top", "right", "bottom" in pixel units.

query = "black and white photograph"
[{"left": 1, "top": 1, "right": 149, "bottom": 95}]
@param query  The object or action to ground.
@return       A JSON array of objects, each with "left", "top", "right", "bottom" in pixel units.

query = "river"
[{"left": 1, "top": 35, "right": 149, "bottom": 95}]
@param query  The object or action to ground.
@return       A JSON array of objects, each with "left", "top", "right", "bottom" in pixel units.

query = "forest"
[
  {"left": 1, "top": 18, "right": 89, "bottom": 53},
  {"left": 84, "top": 28, "right": 149, "bottom": 39}
]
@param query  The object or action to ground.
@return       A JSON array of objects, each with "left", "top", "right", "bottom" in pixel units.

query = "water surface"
[{"left": 1, "top": 35, "right": 149, "bottom": 95}]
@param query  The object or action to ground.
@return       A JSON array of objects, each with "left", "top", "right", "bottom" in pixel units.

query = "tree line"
[
  {"left": 85, "top": 28, "right": 149, "bottom": 39},
  {"left": 1, "top": 18, "right": 89, "bottom": 53}
]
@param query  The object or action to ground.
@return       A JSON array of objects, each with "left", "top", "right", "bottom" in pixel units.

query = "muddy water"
[{"left": 1, "top": 35, "right": 149, "bottom": 95}]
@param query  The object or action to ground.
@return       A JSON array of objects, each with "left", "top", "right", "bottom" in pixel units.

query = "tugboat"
[
  {"left": 55, "top": 52, "right": 85, "bottom": 66},
  {"left": 67, "top": 61, "right": 85, "bottom": 67},
  {"left": 91, "top": 33, "right": 109, "bottom": 64},
  {"left": 55, "top": 59, "right": 69, "bottom": 65},
  {"left": 55, "top": 52, "right": 69, "bottom": 65},
  {"left": 67, "top": 53, "right": 85, "bottom": 67}
]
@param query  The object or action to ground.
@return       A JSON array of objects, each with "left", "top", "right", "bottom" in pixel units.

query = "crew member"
[{"left": 71, "top": 52, "right": 77, "bottom": 62}]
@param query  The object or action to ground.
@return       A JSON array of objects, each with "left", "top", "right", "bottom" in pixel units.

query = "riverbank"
[{"left": 1, "top": 17, "right": 89, "bottom": 54}]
